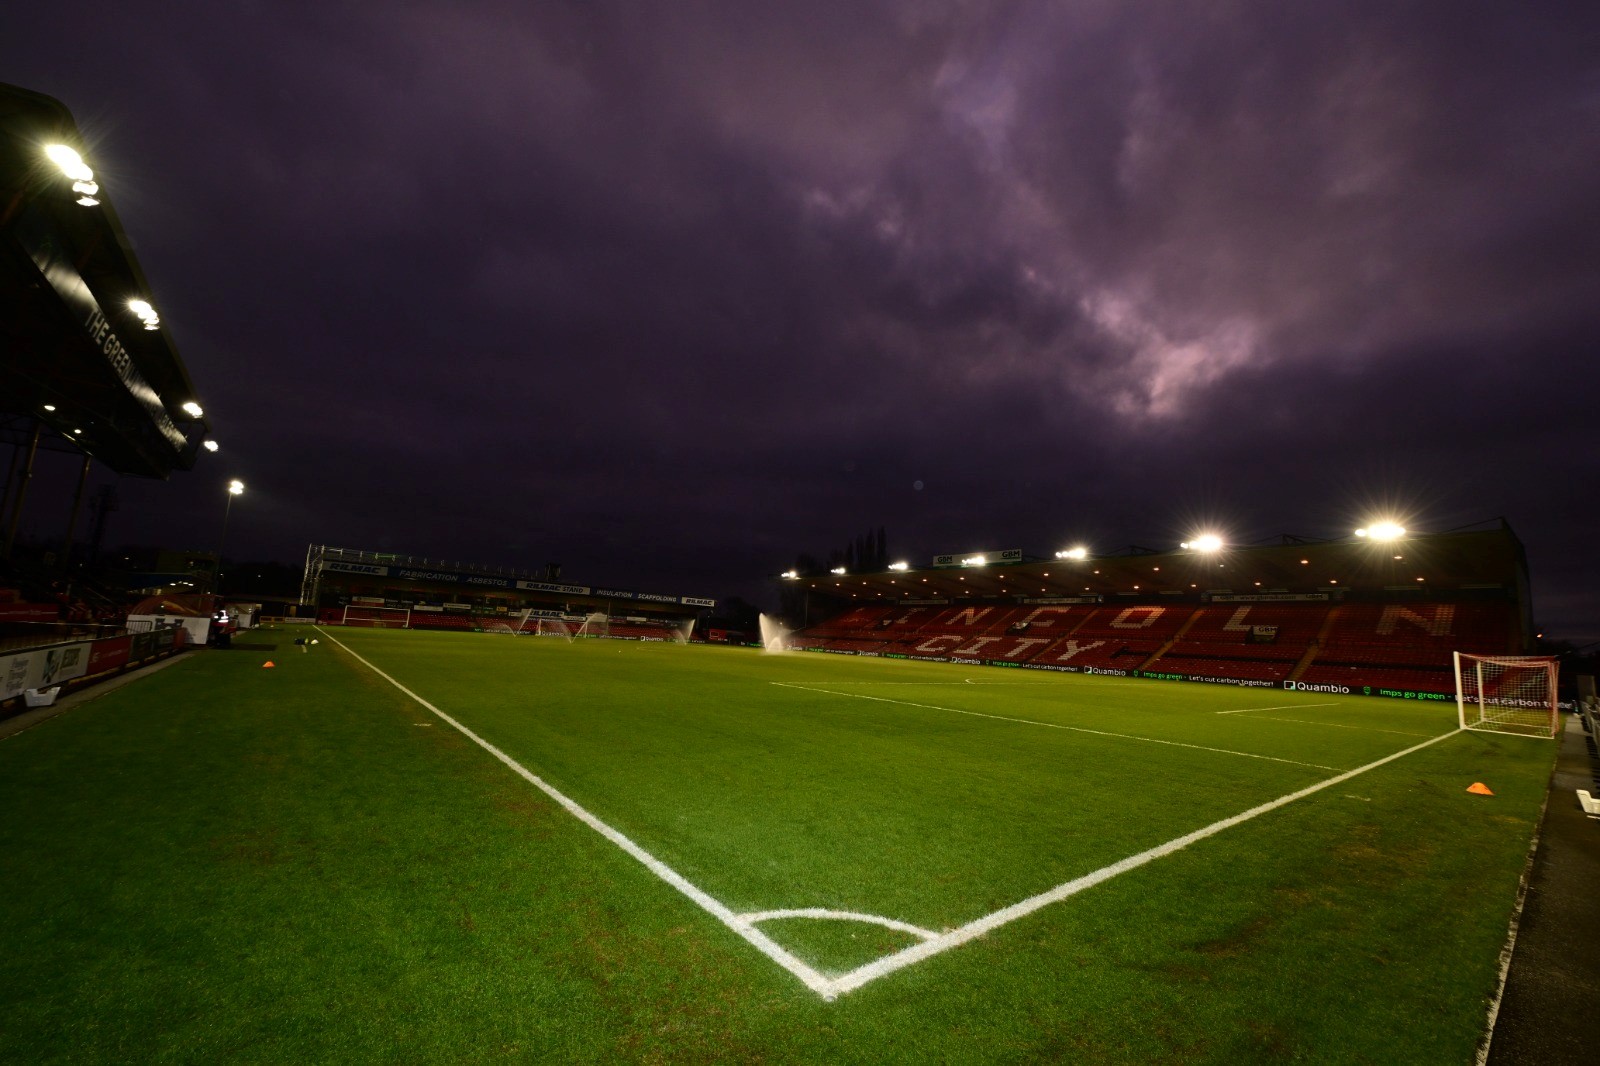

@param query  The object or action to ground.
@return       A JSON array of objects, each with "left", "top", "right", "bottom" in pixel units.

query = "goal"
[
  {"left": 1454, "top": 652, "right": 1559, "bottom": 738},
  {"left": 341, "top": 605, "right": 411, "bottom": 629}
]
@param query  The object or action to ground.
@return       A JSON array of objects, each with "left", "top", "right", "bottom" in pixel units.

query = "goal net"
[
  {"left": 341, "top": 605, "right": 411, "bottom": 629},
  {"left": 1454, "top": 652, "right": 1559, "bottom": 739}
]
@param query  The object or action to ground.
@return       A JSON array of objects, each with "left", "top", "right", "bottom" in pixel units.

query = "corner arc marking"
[{"left": 740, "top": 908, "right": 939, "bottom": 941}]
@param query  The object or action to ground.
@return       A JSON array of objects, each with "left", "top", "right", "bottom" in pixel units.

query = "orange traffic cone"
[
  {"left": 262, "top": 661, "right": 276, "bottom": 669},
  {"left": 1466, "top": 782, "right": 1494, "bottom": 796}
]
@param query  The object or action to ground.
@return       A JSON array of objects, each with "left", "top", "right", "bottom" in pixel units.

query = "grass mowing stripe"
[
  {"left": 316, "top": 628, "right": 837, "bottom": 999},
  {"left": 772, "top": 681, "right": 1345, "bottom": 772},
  {"left": 828, "top": 726, "right": 1464, "bottom": 998}
]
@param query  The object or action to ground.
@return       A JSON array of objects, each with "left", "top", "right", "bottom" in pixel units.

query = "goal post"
[
  {"left": 1454, "top": 652, "right": 1559, "bottom": 739},
  {"left": 341, "top": 604, "right": 411, "bottom": 629}
]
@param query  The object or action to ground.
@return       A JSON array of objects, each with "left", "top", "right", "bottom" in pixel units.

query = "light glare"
[
  {"left": 1355, "top": 522, "right": 1406, "bottom": 541},
  {"left": 227, "top": 479, "right": 245, "bottom": 495},
  {"left": 1182, "top": 534, "right": 1223, "bottom": 552},
  {"left": 45, "top": 144, "right": 93, "bottom": 181}
]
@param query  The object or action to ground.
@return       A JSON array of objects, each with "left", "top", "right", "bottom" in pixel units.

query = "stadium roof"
[
  {"left": 0, "top": 81, "right": 210, "bottom": 478},
  {"left": 790, "top": 525, "right": 1528, "bottom": 604}
]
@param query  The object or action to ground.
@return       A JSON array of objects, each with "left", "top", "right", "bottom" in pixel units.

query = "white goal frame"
[
  {"left": 341, "top": 604, "right": 411, "bottom": 629},
  {"left": 1454, "top": 652, "right": 1559, "bottom": 739}
]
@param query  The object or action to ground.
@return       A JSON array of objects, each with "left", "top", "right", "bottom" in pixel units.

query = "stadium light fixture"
[
  {"left": 42, "top": 404, "right": 56, "bottom": 412},
  {"left": 1055, "top": 547, "right": 1088, "bottom": 560},
  {"left": 213, "top": 480, "right": 245, "bottom": 595},
  {"left": 46, "top": 144, "right": 101, "bottom": 205},
  {"left": 1181, "top": 534, "right": 1223, "bottom": 552},
  {"left": 128, "top": 299, "right": 160, "bottom": 330},
  {"left": 181, "top": 401, "right": 204, "bottom": 418},
  {"left": 780, "top": 570, "right": 798, "bottom": 579},
  {"left": 830, "top": 566, "right": 846, "bottom": 575},
  {"left": 888, "top": 561, "right": 909, "bottom": 571},
  {"left": 44, "top": 144, "right": 93, "bottom": 181},
  {"left": 1355, "top": 522, "right": 1406, "bottom": 541},
  {"left": 961, "top": 555, "right": 987, "bottom": 567},
  {"left": 202, "top": 439, "right": 219, "bottom": 453}
]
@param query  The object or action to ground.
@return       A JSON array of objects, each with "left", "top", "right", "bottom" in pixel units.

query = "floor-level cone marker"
[
  {"left": 1466, "top": 782, "right": 1494, "bottom": 796},
  {"left": 262, "top": 661, "right": 276, "bottom": 669}
]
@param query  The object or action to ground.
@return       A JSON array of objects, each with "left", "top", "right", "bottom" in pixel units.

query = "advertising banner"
[
  {"left": 680, "top": 597, "right": 716, "bottom": 608},
  {"left": 0, "top": 641, "right": 92, "bottom": 702},
  {"left": 325, "top": 560, "right": 390, "bottom": 577},
  {"left": 86, "top": 636, "right": 133, "bottom": 675},
  {"left": 393, "top": 567, "right": 513, "bottom": 589},
  {"left": 932, "top": 548, "right": 1023, "bottom": 568},
  {"left": 517, "top": 580, "right": 592, "bottom": 595},
  {"left": 130, "top": 629, "right": 164, "bottom": 662}
]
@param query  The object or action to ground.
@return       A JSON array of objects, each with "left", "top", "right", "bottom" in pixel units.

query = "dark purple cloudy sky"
[{"left": 6, "top": 2, "right": 1599, "bottom": 639}]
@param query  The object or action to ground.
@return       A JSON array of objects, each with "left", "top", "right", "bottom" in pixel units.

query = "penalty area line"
[{"left": 315, "top": 628, "right": 838, "bottom": 1000}]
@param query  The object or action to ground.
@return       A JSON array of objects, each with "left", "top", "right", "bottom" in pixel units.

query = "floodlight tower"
[{"left": 213, "top": 479, "right": 244, "bottom": 594}]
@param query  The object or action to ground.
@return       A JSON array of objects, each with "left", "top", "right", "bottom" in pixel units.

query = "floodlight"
[
  {"left": 202, "top": 439, "right": 219, "bottom": 452},
  {"left": 780, "top": 570, "right": 798, "bottom": 579},
  {"left": 45, "top": 144, "right": 82, "bottom": 169},
  {"left": 1055, "top": 547, "right": 1088, "bottom": 560},
  {"left": 42, "top": 404, "right": 56, "bottom": 412},
  {"left": 71, "top": 180, "right": 98, "bottom": 196},
  {"left": 1355, "top": 522, "right": 1406, "bottom": 541},
  {"left": 227, "top": 479, "right": 245, "bottom": 495},
  {"left": 128, "top": 300, "right": 160, "bottom": 329},
  {"left": 830, "top": 566, "right": 846, "bottom": 575},
  {"left": 181, "top": 401, "right": 204, "bottom": 418},
  {"left": 1182, "top": 534, "right": 1223, "bottom": 552},
  {"left": 75, "top": 197, "right": 99, "bottom": 207},
  {"left": 44, "top": 144, "right": 93, "bottom": 181},
  {"left": 888, "top": 561, "right": 909, "bottom": 571},
  {"left": 962, "top": 555, "right": 987, "bottom": 567}
]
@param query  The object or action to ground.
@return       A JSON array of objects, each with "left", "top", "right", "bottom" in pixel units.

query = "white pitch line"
[
  {"left": 772, "top": 682, "right": 1343, "bottom": 772},
  {"left": 324, "top": 628, "right": 1465, "bottom": 1002},
  {"left": 1251, "top": 716, "right": 1435, "bottom": 738},
  {"left": 1215, "top": 702, "right": 1341, "bottom": 715},
  {"left": 740, "top": 909, "right": 939, "bottom": 941},
  {"left": 825, "top": 727, "right": 1462, "bottom": 998},
  {"left": 316, "top": 629, "right": 837, "bottom": 999}
]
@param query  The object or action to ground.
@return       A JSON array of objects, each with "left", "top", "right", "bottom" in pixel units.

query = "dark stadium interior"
[{"left": 2, "top": 4, "right": 1598, "bottom": 1061}]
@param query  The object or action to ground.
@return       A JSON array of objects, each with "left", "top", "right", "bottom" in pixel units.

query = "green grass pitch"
[{"left": 0, "top": 624, "right": 1555, "bottom": 1062}]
